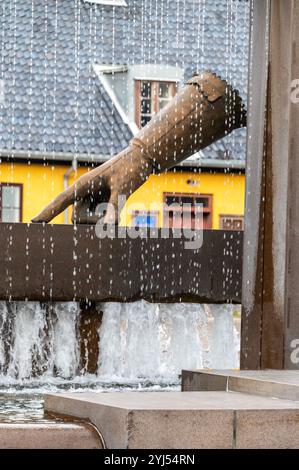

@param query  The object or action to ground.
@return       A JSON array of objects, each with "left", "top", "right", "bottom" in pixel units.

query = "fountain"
[
  {"left": 43, "top": 0, "right": 299, "bottom": 449},
  {"left": 0, "top": 65, "right": 246, "bottom": 390},
  {"left": 4, "top": 0, "right": 297, "bottom": 451},
  {"left": 0, "top": 64, "right": 245, "bottom": 445},
  {"left": 0, "top": 300, "right": 240, "bottom": 384}
]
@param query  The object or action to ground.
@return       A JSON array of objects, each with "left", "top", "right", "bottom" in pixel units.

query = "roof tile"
[{"left": 0, "top": 0, "right": 249, "bottom": 163}]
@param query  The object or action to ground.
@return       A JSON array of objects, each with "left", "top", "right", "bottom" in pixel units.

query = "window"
[
  {"left": 83, "top": 0, "right": 127, "bottom": 6},
  {"left": 0, "top": 184, "right": 22, "bottom": 222},
  {"left": 220, "top": 215, "right": 244, "bottom": 231},
  {"left": 131, "top": 211, "right": 158, "bottom": 228},
  {"left": 0, "top": 79, "right": 4, "bottom": 104},
  {"left": 163, "top": 193, "right": 212, "bottom": 230},
  {"left": 135, "top": 81, "right": 176, "bottom": 127}
]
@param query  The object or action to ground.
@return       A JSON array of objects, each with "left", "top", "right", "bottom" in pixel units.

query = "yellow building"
[
  {"left": 0, "top": 159, "right": 245, "bottom": 230},
  {"left": 0, "top": 2, "right": 248, "bottom": 229}
]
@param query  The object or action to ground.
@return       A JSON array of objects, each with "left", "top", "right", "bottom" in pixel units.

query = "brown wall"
[{"left": 0, "top": 223, "right": 242, "bottom": 303}]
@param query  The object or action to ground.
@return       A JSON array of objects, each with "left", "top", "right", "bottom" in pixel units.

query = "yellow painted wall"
[
  {"left": 0, "top": 162, "right": 89, "bottom": 224},
  {"left": 0, "top": 162, "right": 245, "bottom": 228},
  {"left": 120, "top": 171, "right": 245, "bottom": 229}
]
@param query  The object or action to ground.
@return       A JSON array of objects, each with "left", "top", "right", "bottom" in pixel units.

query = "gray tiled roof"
[{"left": 0, "top": 0, "right": 250, "bottom": 164}]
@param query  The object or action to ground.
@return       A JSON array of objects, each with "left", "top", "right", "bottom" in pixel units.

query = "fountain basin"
[
  {"left": 44, "top": 389, "right": 299, "bottom": 449},
  {"left": 0, "top": 421, "right": 103, "bottom": 449}
]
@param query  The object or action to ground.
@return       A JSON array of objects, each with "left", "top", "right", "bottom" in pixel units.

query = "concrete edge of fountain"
[
  {"left": 44, "top": 387, "right": 299, "bottom": 449},
  {"left": 0, "top": 420, "right": 103, "bottom": 449},
  {"left": 181, "top": 369, "right": 299, "bottom": 401}
]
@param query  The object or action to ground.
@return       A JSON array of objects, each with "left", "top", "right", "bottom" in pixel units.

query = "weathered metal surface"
[
  {"left": 241, "top": 0, "right": 299, "bottom": 370},
  {"left": 31, "top": 72, "right": 246, "bottom": 224},
  {"left": 282, "top": 1, "right": 299, "bottom": 369},
  {"left": 241, "top": 0, "right": 270, "bottom": 369},
  {"left": 0, "top": 223, "right": 242, "bottom": 303}
]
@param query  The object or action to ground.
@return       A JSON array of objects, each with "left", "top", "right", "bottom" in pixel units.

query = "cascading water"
[
  {"left": 0, "top": 300, "right": 240, "bottom": 421},
  {"left": 0, "top": 300, "right": 240, "bottom": 387},
  {"left": 0, "top": 301, "right": 80, "bottom": 382},
  {"left": 98, "top": 302, "right": 208, "bottom": 379}
]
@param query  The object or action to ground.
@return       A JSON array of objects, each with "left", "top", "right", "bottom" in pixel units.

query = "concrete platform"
[
  {"left": 182, "top": 369, "right": 299, "bottom": 401},
  {"left": 0, "top": 422, "right": 103, "bottom": 449},
  {"left": 45, "top": 391, "right": 299, "bottom": 449}
]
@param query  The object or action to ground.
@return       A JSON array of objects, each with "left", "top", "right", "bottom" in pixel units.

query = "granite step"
[
  {"left": 45, "top": 390, "right": 299, "bottom": 449},
  {"left": 182, "top": 369, "right": 299, "bottom": 401}
]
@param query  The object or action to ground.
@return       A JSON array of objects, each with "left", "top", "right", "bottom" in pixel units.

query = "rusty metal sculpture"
[{"left": 32, "top": 72, "right": 246, "bottom": 224}]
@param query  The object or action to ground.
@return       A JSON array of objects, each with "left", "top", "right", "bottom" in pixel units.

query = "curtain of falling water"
[
  {"left": 98, "top": 302, "right": 240, "bottom": 378},
  {"left": 0, "top": 300, "right": 240, "bottom": 383},
  {"left": 0, "top": 1, "right": 249, "bottom": 388},
  {"left": 98, "top": 302, "right": 207, "bottom": 378},
  {"left": 0, "top": 301, "right": 80, "bottom": 381}
]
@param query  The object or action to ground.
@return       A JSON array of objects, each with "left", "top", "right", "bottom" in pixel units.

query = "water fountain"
[
  {"left": 4, "top": 0, "right": 298, "bottom": 448},
  {"left": 0, "top": 65, "right": 245, "bottom": 449},
  {"left": 43, "top": 0, "right": 299, "bottom": 449},
  {"left": 0, "top": 300, "right": 240, "bottom": 384},
  {"left": 0, "top": 228, "right": 242, "bottom": 447},
  {"left": 0, "top": 64, "right": 246, "bottom": 393}
]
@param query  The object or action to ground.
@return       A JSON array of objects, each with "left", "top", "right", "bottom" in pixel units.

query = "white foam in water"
[
  {"left": 0, "top": 302, "right": 9, "bottom": 369},
  {"left": 207, "top": 304, "right": 240, "bottom": 369},
  {"left": 98, "top": 301, "right": 240, "bottom": 379},
  {"left": 52, "top": 303, "right": 80, "bottom": 379},
  {"left": 0, "top": 301, "right": 80, "bottom": 381},
  {"left": 7, "top": 302, "right": 48, "bottom": 380},
  {"left": 0, "top": 300, "right": 240, "bottom": 385}
]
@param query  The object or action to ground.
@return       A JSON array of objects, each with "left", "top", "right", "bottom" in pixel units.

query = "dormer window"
[
  {"left": 93, "top": 63, "right": 182, "bottom": 135},
  {"left": 135, "top": 80, "right": 177, "bottom": 128}
]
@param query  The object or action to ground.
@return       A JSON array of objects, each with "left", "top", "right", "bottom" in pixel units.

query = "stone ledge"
[
  {"left": 45, "top": 391, "right": 299, "bottom": 449},
  {"left": 0, "top": 422, "right": 103, "bottom": 449},
  {"left": 182, "top": 370, "right": 299, "bottom": 401}
]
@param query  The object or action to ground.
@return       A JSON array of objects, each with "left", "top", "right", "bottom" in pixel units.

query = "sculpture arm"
[{"left": 32, "top": 72, "right": 246, "bottom": 224}]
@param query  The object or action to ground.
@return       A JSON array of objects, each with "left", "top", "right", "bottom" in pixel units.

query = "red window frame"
[{"left": 163, "top": 192, "right": 213, "bottom": 230}]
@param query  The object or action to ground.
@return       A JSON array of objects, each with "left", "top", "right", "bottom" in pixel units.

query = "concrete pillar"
[{"left": 241, "top": 0, "right": 299, "bottom": 369}]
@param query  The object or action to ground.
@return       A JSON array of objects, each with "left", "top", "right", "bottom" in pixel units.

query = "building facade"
[{"left": 0, "top": 0, "right": 250, "bottom": 228}]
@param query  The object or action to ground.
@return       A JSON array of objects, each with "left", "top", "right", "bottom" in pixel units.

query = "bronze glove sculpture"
[{"left": 32, "top": 72, "right": 246, "bottom": 225}]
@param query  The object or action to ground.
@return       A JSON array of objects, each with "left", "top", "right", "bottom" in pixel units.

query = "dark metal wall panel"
[
  {"left": 282, "top": 2, "right": 299, "bottom": 369},
  {"left": 241, "top": 0, "right": 299, "bottom": 370},
  {"left": 241, "top": 0, "right": 270, "bottom": 369},
  {"left": 0, "top": 223, "right": 242, "bottom": 303}
]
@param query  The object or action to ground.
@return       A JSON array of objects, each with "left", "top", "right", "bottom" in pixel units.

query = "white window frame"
[
  {"left": 93, "top": 63, "right": 139, "bottom": 135},
  {"left": 83, "top": 0, "right": 127, "bottom": 6},
  {"left": 0, "top": 79, "right": 4, "bottom": 104},
  {"left": 0, "top": 183, "right": 22, "bottom": 223}
]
